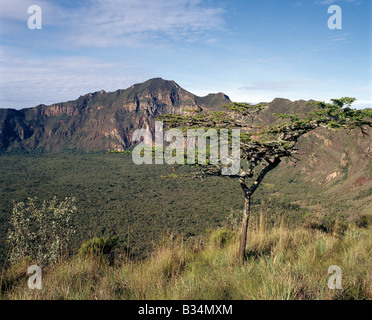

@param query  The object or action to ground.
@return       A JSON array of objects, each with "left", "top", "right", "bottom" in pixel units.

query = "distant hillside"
[
  {"left": 0, "top": 79, "right": 371, "bottom": 215},
  {"left": 244, "top": 99, "right": 372, "bottom": 216},
  {"left": 0, "top": 78, "right": 231, "bottom": 152}
]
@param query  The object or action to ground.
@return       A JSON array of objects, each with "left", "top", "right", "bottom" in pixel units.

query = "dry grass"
[{"left": 1, "top": 213, "right": 371, "bottom": 300}]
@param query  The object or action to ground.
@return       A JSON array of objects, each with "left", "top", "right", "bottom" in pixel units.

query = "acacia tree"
[{"left": 161, "top": 97, "right": 372, "bottom": 261}]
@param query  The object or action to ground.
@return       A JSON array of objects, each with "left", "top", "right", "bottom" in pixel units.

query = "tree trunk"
[{"left": 239, "top": 196, "right": 251, "bottom": 261}]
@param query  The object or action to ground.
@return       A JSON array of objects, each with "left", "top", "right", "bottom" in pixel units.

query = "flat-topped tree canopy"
[
  {"left": 160, "top": 97, "right": 372, "bottom": 178},
  {"left": 159, "top": 97, "right": 372, "bottom": 261}
]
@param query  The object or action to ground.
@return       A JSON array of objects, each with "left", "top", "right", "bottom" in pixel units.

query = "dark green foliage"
[
  {"left": 79, "top": 236, "right": 118, "bottom": 257},
  {"left": 0, "top": 153, "right": 245, "bottom": 267},
  {"left": 8, "top": 196, "right": 76, "bottom": 266},
  {"left": 352, "top": 186, "right": 372, "bottom": 201},
  {"left": 355, "top": 214, "right": 372, "bottom": 229},
  {"left": 208, "top": 228, "right": 235, "bottom": 248},
  {"left": 0, "top": 149, "right": 371, "bottom": 268},
  {"left": 368, "top": 161, "right": 372, "bottom": 177}
]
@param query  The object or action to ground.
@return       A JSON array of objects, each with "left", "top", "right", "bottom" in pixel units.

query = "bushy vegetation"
[
  {"left": 79, "top": 236, "right": 118, "bottom": 257},
  {"left": 7, "top": 197, "right": 77, "bottom": 266},
  {"left": 1, "top": 213, "right": 371, "bottom": 300},
  {"left": 207, "top": 228, "right": 235, "bottom": 248},
  {"left": 0, "top": 152, "right": 371, "bottom": 268}
]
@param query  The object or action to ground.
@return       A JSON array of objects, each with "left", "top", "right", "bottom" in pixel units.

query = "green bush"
[
  {"left": 208, "top": 228, "right": 235, "bottom": 248},
  {"left": 355, "top": 214, "right": 372, "bottom": 229},
  {"left": 79, "top": 236, "right": 118, "bottom": 257},
  {"left": 8, "top": 196, "right": 77, "bottom": 266}
]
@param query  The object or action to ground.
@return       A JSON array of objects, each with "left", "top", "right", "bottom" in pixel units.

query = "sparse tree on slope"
[{"left": 161, "top": 98, "right": 372, "bottom": 261}]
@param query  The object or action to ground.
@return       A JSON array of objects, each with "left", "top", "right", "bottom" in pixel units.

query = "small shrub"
[
  {"left": 1, "top": 257, "right": 33, "bottom": 292},
  {"left": 208, "top": 228, "right": 235, "bottom": 248},
  {"left": 8, "top": 196, "right": 77, "bottom": 266},
  {"left": 79, "top": 236, "right": 118, "bottom": 257},
  {"left": 305, "top": 221, "right": 329, "bottom": 233},
  {"left": 355, "top": 214, "right": 372, "bottom": 229},
  {"left": 332, "top": 220, "right": 348, "bottom": 236}
]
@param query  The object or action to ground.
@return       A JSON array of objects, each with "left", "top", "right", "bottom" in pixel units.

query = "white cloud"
[
  {"left": 0, "top": 0, "right": 226, "bottom": 108},
  {"left": 0, "top": 0, "right": 66, "bottom": 23},
  {"left": 353, "top": 100, "right": 372, "bottom": 109},
  {"left": 1, "top": 0, "right": 225, "bottom": 48},
  {"left": 74, "top": 0, "right": 224, "bottom": 47},
  {"left": 357, "top": 86, "right": 372, "bottom": 93},
  {"left": 331, "top": 37, "right": 346, "bottom": 41},
  {"left": 239, "top": 80, "right": 311, "bottom": 92},
  {"left": 315, "top": 0, "right": 361, "bottom": 5},
  {"left": 0, "top": 51, "right": 151, "bottom": 108}
]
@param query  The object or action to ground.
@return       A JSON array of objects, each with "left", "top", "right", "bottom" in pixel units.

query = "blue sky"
[{"left": 0, "top": 0, "right": 371, "bottom": 109}]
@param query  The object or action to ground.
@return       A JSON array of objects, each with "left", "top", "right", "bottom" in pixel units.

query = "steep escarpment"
[
  {"left": 1, "top": 79, "right": 371, "bottom": 210},
  {"left": 0, "top": 78, "right": 232, "bottom": 152}
]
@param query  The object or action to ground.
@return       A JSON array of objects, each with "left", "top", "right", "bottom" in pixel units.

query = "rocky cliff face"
[
  {"left": 1, "top": 79, "right": 371, "bottom": 213},
  {"left": 0, "top": 78, "right": 231, "bottom": 152}
]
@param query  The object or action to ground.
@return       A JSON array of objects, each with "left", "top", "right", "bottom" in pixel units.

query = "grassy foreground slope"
[{"left": 1, "top": 214, "right": 371, "bottom": 300}]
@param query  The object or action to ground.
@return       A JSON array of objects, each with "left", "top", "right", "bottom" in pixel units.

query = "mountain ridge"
[
  {"left": 1, "top": 78, "right": 371, "bottom": 208},
  {"left": 0, "top": 78, "right": 232, "bottom": 152},
  {"left": 2, "top": 77, "right": 355, "bottom": 153},
  {"left": 0, "top": 78, "right": 371, "bottom": 215}
]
